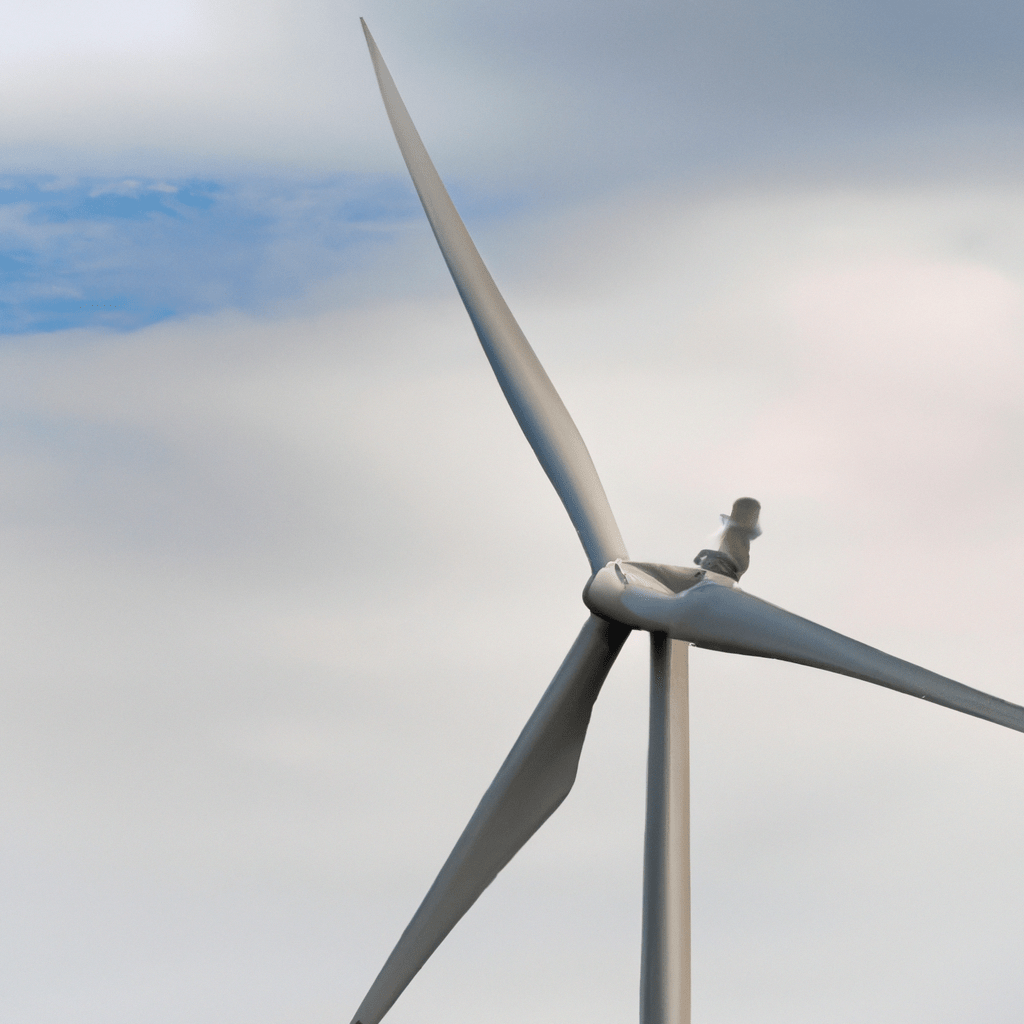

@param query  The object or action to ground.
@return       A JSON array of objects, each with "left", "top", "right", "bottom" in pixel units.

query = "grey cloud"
[{"left": 4, "top": 0, "right": 1024, "bottom": 194}]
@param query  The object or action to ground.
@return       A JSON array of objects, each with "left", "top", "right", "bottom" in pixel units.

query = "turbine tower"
[{"left": 352, "top": 22, "right": 1024, "bottom": 1024}]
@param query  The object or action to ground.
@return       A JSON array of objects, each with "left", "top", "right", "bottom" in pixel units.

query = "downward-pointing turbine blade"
[
  {"left": 350, "top": 614, "right": 631, "bottom": 1024},
  {"left": 675, "top": 583, "right": 1024, "bottom": 733},
  {"left": 360, "top": 21, "right": 628, "bottom": 573}
]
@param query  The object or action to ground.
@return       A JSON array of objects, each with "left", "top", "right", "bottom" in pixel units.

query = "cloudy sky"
[{"left": 3, "top": 2, "right": 1024, "bottom": 1022}]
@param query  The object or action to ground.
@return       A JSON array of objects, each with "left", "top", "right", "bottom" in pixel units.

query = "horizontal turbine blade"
[
  {"left": 585, "top": 565, "right": 1024, "bottom": 733},
  {"left": 350, "top": 614, "right": 631, "bottom": 1024},
  {"left": 361, "top": 20, "right": 628, "bottom": 573},
  {"left": 679, "top": 584, "right": 1024, "bottom": 731}
]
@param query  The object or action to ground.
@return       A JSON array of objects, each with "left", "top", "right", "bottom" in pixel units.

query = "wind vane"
[{"left": 352, "top": 21, "right": 1024, "bottom": 1024}]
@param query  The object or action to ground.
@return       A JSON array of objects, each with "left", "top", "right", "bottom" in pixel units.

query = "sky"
[{"left": 2, "top": 2, "right": 1024, "bottom": 1023}]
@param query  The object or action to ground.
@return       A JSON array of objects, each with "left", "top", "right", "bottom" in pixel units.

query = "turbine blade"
[
  {"left": 360, "top": 21, "right": 627, "bottom": 573},
  {"left": 350, "top": 614, "right": 631, "bottom": 1024},
  {"left": 677, "top": 583, "right": 1024, "bottom": 732},
  {"left": 584, "top": 565, "right": 1024, "bottom": 731}
]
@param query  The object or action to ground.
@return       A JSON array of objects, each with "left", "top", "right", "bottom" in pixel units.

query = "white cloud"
[
  {"left": 1, "top": 182, "right": 1022, "bottom": 1022},
  {"left": 87, "top": 179, "right": 179, "bottom": 197}
]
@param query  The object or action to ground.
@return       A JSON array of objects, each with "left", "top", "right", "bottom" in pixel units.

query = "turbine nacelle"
[{"left": 583, "top": 495, "right": 762, "bottom": 634}]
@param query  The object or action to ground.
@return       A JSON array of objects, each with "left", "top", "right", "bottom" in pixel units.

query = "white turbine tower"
[{"left": 353, "top": 22, "right": 1024, "bottom": 1024}]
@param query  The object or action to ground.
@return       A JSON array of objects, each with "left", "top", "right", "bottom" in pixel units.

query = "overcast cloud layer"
[
  {"left": 2, "top": 3, "right": 1024, "bottom": 1023},
  {"left": 4, "top": 0, "right": 1024, "bottom": 185}
]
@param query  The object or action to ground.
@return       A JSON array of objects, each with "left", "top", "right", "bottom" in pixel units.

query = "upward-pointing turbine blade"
[
  {"left": 361, "top": 21, "right": 628, "bottom": 573},
  {"left": 350, "top": 615, "right": 631, "bottom": 1024}
]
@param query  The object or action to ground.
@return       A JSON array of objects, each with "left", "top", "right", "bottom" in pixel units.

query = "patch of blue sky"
[{"left": 0, "top": 173, "right": 428, "bottom": 336}]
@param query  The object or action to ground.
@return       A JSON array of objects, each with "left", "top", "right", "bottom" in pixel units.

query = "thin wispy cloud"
[{"left": 0, "top": 174, "right": 425, "bottom": 333}]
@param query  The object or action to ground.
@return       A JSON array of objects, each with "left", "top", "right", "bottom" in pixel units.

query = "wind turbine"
[{"left": 353, "top": 22, "right": 1024, "bottom": 1024}]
